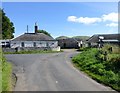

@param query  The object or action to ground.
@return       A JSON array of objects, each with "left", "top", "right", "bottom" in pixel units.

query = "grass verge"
[
  {"left": 0, "top": 48, "right": 12, "bottom": 91},
  {"left": 72, "top": 48, "right": 120, "bottom": 91},
  {"left": 0, "top": 48, "right": 2, "bottom": 92}
]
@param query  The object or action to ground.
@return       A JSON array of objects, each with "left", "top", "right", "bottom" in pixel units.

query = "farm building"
[
  {"left": 57, "top": 38, "right": 83, "bottom": 49},
  {"left": 87, "top": 34, "right": 120, "bottom": 47}
]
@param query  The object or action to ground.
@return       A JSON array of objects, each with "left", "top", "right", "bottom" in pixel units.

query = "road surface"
[{"left": 5, "top": 49, "right": 113, "bottom": 91}]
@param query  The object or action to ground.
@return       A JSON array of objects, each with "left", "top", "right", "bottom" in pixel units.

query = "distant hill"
[
  {"left": 72, "top": 36, "right": 90, "bottom": 41},
  {"left": 56, "top": 36, "right": 69, "bottom": 40},
  {"left": 56, "top": 36, "right": 90, "bottom": 41}
]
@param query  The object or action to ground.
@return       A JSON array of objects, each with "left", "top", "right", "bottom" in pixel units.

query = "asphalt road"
[{"left": 5, "top": 49, "right": 113, "bottom": 91}]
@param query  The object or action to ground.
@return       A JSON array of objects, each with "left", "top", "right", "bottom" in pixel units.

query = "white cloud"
[
  {"left": 67, "top": 12, "right": 118, "bottom": 26},
  {"left": 102, "top": 12, "right": 118, "bottom": 22},
  {"left": 77, "top": 17, "right": 101, "bottom": 24},
  {"left": 67, "top": 16, "right": 77, "bottom": 22},
  {"left": 67, "top": 16, "right": 101, "bottom": 25},
  {"left": 106, "top": 23, "right": 118, "bottom": 27}
]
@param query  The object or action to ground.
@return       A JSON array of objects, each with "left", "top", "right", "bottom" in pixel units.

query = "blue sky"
[{"left": 2, "top": 2, "right": 118, "bottom": 38}]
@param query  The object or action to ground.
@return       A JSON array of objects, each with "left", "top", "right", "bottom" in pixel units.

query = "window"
[
  {"left": 46, "top": 43, "right": 49, "bottom": 47},
  {"left": 6, "top": 42, "right": 9, "bottom": 43},
  {"left": 33, "top": 42, "right": 36, "bottom": 47},
  {"left": 52, "top": 43, "right": 54, "bottom": 45},
  {"left": 21, "top": 42, "right": 24, "bottom": 47},
  {"left": 2, "top": 42, "right": 5, "bottom": 44}
]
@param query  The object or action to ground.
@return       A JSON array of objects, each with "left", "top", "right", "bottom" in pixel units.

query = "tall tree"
[
  {"left": 0, "top": 9, "right": 2, "bottom": 39},
  {"left": 1, "top": 9, "right": 15, "bottom": 39},
  {"left": 37, "top": 30, "right": 51, "bottom": 37}
]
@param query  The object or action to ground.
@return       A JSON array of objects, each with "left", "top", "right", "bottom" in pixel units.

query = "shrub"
[
  {"left": 79, "top": 47, "right": 90, "bottom": 51},
  {"left": 109, "top": 56, "right": 120, "bottom": 71},
  {"left": 102, "top": 44, "right": 120, "bottom": 54},
  {"left": 95, "top": 50, "right": 104, "bottom": 61},
  {"left": 103, "top": 71, "right": 119, "bottom": 85},
  {"left": 98, "top": 69, "right": 105, "bottom": 75},
  {"left": 111, "top": 45, "right": 120, "bottom": 54}
]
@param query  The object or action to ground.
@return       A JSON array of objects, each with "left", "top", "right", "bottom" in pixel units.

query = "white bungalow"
[{"left": 10, "top": 24, "right": 60, "bottom": 51}]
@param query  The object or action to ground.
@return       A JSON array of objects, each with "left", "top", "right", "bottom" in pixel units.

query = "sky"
[
  {"left": 2, "top": 0, "right": 120, "bottom": 2},
  {"left": 2, "top": 2, "right": 119, "bottom": 38}
]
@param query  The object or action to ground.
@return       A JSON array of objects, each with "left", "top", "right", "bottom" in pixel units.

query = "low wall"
[
  {"left": 18, "top": 47, "right": 52, "bottom": 51},
  {"left": 3, "top": 47, "right": 60, "bottom": 52},
  {"left": 3, "top": 48, "right": 16, "bottom": 52}
]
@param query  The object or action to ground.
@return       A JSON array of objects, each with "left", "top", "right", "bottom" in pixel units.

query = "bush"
[
  {"left": 102, "top": 44, "right": 120, "bottom": 54},
  {"left": 102, "top": 44, "right": 112, "bottom": 52},
  {"left": 79, "top": 47, "right": 91, "bottom": 51},
  {"left": 103, "top": 71, "right": 119, "bottom": 85},
  {"left": 95, "top": 50, "right": 104, "bottom": 61},
  {"left": 108, "top": 56, "right": 120, "bottom": 71}
]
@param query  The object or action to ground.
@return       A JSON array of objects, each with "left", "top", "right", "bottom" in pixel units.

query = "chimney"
[
  {"left": 27, "top": 25, "right": 29, "bottom": 33},
  {"left": 35, "top": 22, "right": 38, "bottom": 34}
]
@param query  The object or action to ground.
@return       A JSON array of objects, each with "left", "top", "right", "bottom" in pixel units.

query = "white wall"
[
  {"left": 10, "top": 41, "right": 21, "bottom": 48},
  {"left": 52, "top": 46, "right": 61, "bottom": 51},
  {"left": 10, "top": 41, "right": 58, "bottom": 48},
  {"left": 0, "top": 39, "right": 11, "bottom": 46}
]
